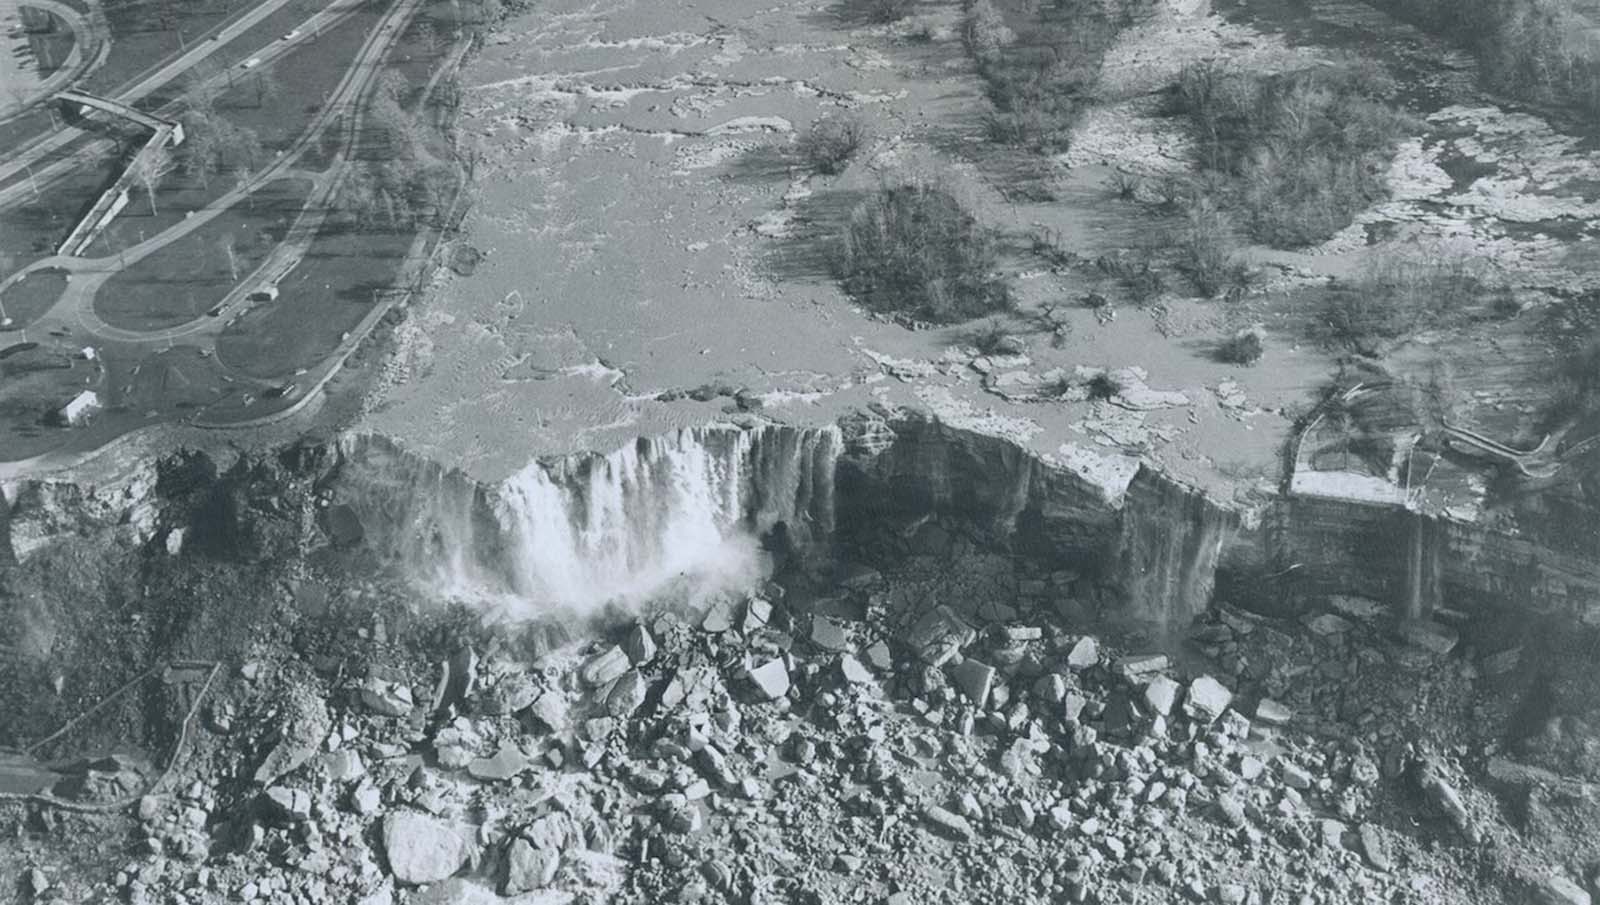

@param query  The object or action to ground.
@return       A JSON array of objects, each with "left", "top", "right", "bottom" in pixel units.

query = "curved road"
[
  {"left": 0, "top": 0, "right": 108, "bottom": 119},
  {"left": 2, "top": 0, "right": 424, "bottom": 351},
  {"left": 0, "top": 0, "right": 358, "bottom": 191}
]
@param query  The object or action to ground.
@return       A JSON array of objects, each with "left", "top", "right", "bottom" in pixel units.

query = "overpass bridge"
[
  {"left": 56, "top": 90, "right": 178, "bottom": 136},
  {"left": 53, "top": 91, "right": 184, "bottom": 257}
]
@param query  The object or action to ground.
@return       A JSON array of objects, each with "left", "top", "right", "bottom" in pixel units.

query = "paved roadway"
[
  {"left": 0, "top": 0, "right": 426, "bottom": 348},
  {"left": 0, "top": 0, "right": 365, "bottom": 194}
]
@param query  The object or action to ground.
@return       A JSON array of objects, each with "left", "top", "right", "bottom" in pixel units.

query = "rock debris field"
[{"left": 9, "top": 540, "right": 1598, "bottom": 905}]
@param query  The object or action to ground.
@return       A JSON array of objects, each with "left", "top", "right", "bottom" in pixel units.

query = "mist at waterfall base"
[{"left": 387, "top": 427, "right": 840, "bottom": 620}]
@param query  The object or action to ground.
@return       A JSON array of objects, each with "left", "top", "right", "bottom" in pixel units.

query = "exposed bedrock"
[{"left": 6, "top": 409, "right": 1600, "bottom": 652}]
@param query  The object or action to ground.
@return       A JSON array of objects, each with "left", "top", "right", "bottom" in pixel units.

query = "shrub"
[
  {"left": 1218, "top": 327, "right": 1265, "bottom": 364},
  {"left": 858, "top": 0, "right": 916, "bottom": 23},
  {"left": 967, "top": 317, "right": 1025, "bottom": 355},
  {"left": 964, "top": 0, "right": 1151, "bottom": 152},
  {"left": 963, "top": 0, "right": 1014, "bottom": 57},
  {"left": 1097, "top": 250, "right": 1165, "bottom": 306},
  {"left": 1167, "top": 63, "right": 1414, "bottom": 248},
  {"left": 1086, "top": 371, "right": 1124, "bottom": 401},
  {"left": 1322, "top": 251, "right": 1485, "bottom": 351},
  {"left": 799, "top": 115, "right": 869, "bottom": 175},
  {"left": 1176, "top": 199, "right": 1248, "bottom": 298},
  {"left": 1109, "top": 169, "right": 1142, "bottom": 199},
  {"left": 833, "top": 182, "right": 1013, "bottom": 323},
  {"left": 1379, "top": 0, "right": 1600, "bottom": 117}
]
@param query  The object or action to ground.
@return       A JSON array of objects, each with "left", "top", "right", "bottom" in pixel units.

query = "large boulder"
[{"left": 382, "top": 811, "right": 471, "bottom": 885}]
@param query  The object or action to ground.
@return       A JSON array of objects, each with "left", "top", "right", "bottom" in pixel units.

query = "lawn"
[
  {"left": 0, "top": 267, "right": 71, "bottom": 330},
  {"left": 215, "top": 217, "right": 412, "bottom": 379},
  {"left": 93, "top": 176, "right": 312, "bottom": 330},
  {"left": 86, "top": 7, "right": 382, "bottom": 256},
  {"left": 83, "top": 0, "right": 272, "bottom": 95},
  {"left": 0, "top": 153, "right": 122, "bottom": 282}
]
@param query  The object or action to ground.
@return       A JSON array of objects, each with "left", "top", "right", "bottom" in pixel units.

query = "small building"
[
  {"left": 61, "top": 390, "right": 100, "bottom": 426},
  {"left": 80, "top": 346, "right": 96, "bottom": 361}
]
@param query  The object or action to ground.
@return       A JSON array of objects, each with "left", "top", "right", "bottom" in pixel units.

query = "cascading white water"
[{"left": 395, "top": 425, "right": 840, "bottom": 613}]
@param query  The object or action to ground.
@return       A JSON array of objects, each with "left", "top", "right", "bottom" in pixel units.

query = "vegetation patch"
[
  {"left": 95, "top": 178, "right": 312, "bottom": 331},
  {"left": 832, "top": 182, "right": 1012, "bottom": 323},
  {"left": 0, "top": 267, "right": 71, "bottom": 330},
  {"left": 965, "top": 0, "right": 1154, "bottom": 152},
  {"left": 1167, "top": 63, "right": 1414, "bottom": 248},
  {"left": 1376, "top": 0, "right": 1600, "bottom": 117},
  {"left": 798, "top": 115, "right": 869, "bottom": 175},
  {"left": 1322, "top": 251, "right": 1490, "bottom": 352}
]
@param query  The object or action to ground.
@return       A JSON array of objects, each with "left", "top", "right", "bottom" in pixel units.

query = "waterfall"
[
  {"left": 340, "top": 425, "right": 840, "bottom": 614},
  {"left": 1116, "top": 468, "right": 1236, "bottom": 626}
]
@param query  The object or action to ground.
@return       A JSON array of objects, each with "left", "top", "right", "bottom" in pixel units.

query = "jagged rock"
[
  {"left": 320, "top": 749, "right": 366, "bottom": 783},
  {"left": 25, "top": 869, "right": 48, "bottom": 897},
  {"left": 749, "top": 659, "right": 791, "bottom": 700},
  {"left": 951, "top": 658, "right": 996, "bottom": 706},
  {"left": 623, "top": 624, "right": 658, "bottom": 664},
  {"left": 1034, "top": 673, "right": 1068, "bottom": 704},
  {"left": 1358, "top": 824, "right": 1392, "bottom": 871},
  {"left": 811, "top": 617, "right": 850, "bottom": 652},
  {"left": 1400, "top": 620, "right": 1459, "bottom": 656},
  {"left": 1119, "top": 654, "right": 1168, "bottom": 677},
  {"left": 701, "top": 599, "right": 736, "bottom": 633},
  {"left": 1281, "top": 762, "right": 1313, "bottom": 790},
  {"left": 528, "top": 692, "right": 570, "bottom": 732},
  {"left": 361, "top": 678, "right": 414, "bottom": 718},
  {"left": 743, "top": 598, "right": 773, "bottom": 633},
  {"left": 1066, "top": 637, "right": 1100, "bottom": 669},
  {"left": 468, "top": 743, "right": 529, "bottom": 781},
  {"left": 865, "top": 640, "right": 893, "bottom": 670},
  {"left": 262, "top": 787, "right": 311, "bottom": 822},
  {"left": 383, "top": 811, "right": 471, "bottom": 885},
  {"left": 433, "top": 647, "right": 479, "bottom": 714},
  {"left": 1214, "top": 884, "right": 1247, "bottom": 905},
  {"left": 478, "top": 672, "right": 537, "bottom": 716},
  {"left": 923, "top": 805, "right": 974, "bottom": 841},
  {"left": 1306, "top": 613, "right": 1353, "bottom": 636},
  {"left": 411, "top": 879, "right": 500, "bottom": 904},
  {"left": 1534, "top": 875, "right": 1592, "bottom": 905},
  {"left": 1183, "top": 676, "right": 1232, "bottom": 724},
  {"left": 607, "top": 669, "right": 649, "bottom": 717},
  {"left": 1418, "top": 759, "right": 1476, "bottom": 841},
  {"left": 1143, "top": 676, "right": 1180, "bottom": 717},
  {"left": 504, "top": 838, "right": 559, "bottom": 894},
  {"left": 580, "top": 646, "right": 631, "bottom": 687},
  {"left": 253, "top": 693, "right": 331, "bottom": 785},
  {"left": 840, "top": 654, "right": 873, "bottom": 684},
  {"left": 1255, "top": 699, "right": 1293, "bottom": 726},
  {"left": 904, "top": 606, "right": 976, "bottom": 666}
]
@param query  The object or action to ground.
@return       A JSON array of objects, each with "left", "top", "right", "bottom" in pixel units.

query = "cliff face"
[{"left": 5, "top": 408, "right": 1599, "bottom": 695}]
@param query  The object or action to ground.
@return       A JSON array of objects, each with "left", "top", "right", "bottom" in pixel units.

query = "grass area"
[
  {"left": 83, "top": 0, "right": 268, "bottom": 95},
  {"left": 0, "top": 267, "right": 71, "bottom": 330},
  {"left": 0, "top": 153, "right": 123, "bottom": 282},
  {"left": 1166, "top": 62, "right": 1415, "bottom": 249},
  {"left": 87, "top": 7, "right": 381, "bottom": 256},
  {"left": 94, "top": 177, "right": 311, "bottom": 330},
  {"left": 831, "top": 181, "right": 1012, "bottom": 324},
  {"left": 0, "top": 341, "right": 100, "bottom": 450},
  {"left": 215, "top": 218, "right": 411, "bottom": 379},
  {"left": 1376, "top": 0, "right": 1600, "bottom": 117},
  {"left": 966, "top": 0, "right": 1154, "bottom": 152}
]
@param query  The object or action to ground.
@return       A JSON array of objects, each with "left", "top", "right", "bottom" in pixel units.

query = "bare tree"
[
  {"left": 250, "top": 71, "right": 283, "bottom": 108},
  {"left": 414, "top": 19, "right": 441, "bottom": 55},
  {"left": 233, "top": 161, "right": 253, "bottom": 207},
  {"left": 135, "top": 145, "right": 177, "bottom": 215},
  {"left": 221, "top": 232, "right": 239, "bottom": 280}
]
